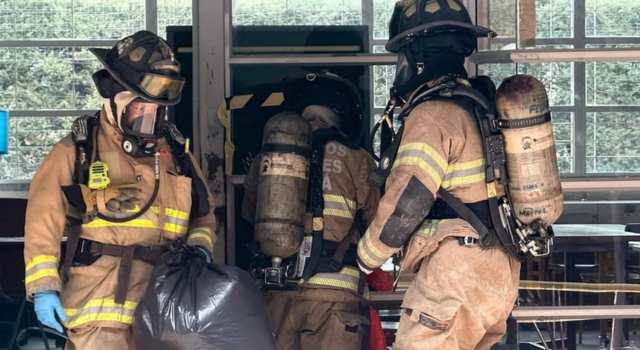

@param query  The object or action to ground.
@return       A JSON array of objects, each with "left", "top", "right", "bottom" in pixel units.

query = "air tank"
[
  {"left": 496, "top": 74, "right": 563, "bottom": 225},
  {"left": 255, "top": 112, "right": 312, "bottom": 258}
]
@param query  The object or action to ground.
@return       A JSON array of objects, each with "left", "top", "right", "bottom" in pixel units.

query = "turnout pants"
[
  {"left": 264, "top": 287, "right": 369, "bottom": 350},
  {"left": 65, "top": 326, "right": 136, "bottom": 350},
  {"left": 395, "top": 238, "right": 521, "bottom": 350}
]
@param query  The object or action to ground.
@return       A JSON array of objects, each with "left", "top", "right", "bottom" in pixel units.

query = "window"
[
  {"left": 232, "top": 0, "right": 362, "bottom": 26},
  {"left": 0, "top": 0, "right": 192, "bottom": 182},
  {"left": 480, "top": 0, "right": 640, "bottom": 176}
]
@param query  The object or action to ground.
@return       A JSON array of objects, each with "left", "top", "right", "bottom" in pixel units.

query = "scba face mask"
[{"left": 120, "top": 99, "right": 166, "bottom": 157}]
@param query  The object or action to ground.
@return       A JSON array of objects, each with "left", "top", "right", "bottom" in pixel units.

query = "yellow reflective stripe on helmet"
[
  {"left": 357, "top": 231, "right": 390, "bottom": 268},
  {"left": 25, "top": 268, "right": 59, "bottom": 285},
  {"left": 83, "top": 218, "right": 157, "bottom": 229},
  {"left": 25, "top": 255, "right": 58, "bottom": 271}
]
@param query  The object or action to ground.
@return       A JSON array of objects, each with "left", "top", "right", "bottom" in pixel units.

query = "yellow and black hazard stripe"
[{"left": 217, "top": 92, "right": 286, "bottom": 175}]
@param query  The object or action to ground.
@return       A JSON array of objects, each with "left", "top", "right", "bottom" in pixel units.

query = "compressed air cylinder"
[
  {"left": 255, "top": 112, "right": 312, "bottom": 258},
  {"left": 496, "top": 75, "right": 563, "bottom": 225},
  {"left": 0, "top": 110, "right": 7, "bottom": 155}
]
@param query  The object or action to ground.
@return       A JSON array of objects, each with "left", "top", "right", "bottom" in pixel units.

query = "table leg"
[
  {"left": 611, "top": 239, "right": 627, "bottom": 349},
  {"left": 565, "top": 252, "right": 578, "bottom": 350}
]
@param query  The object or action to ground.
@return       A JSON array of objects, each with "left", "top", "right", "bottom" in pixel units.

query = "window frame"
[
  {"left": 474, "top": 0, "right": 640, "bottom": 178},
  {"left": 0, "top": 0, "right": 195, "bottom": 187}
]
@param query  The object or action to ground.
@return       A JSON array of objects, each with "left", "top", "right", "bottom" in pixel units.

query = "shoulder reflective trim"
[
  {"left": 323, "top": 208, "right": 353, "bottom": 219},
  {"left": 64, "top": 298, "right": 138, "bottom": 328},
  {"left": 83, "top": 218, "right": 157, "bottom": 229},
  {"left": 415, "top": 220, "right": 440, "bottom": 238},
  {"left": 357, "top": 231, "right": 390, "bottom": 268},
  {"left": 397, "top": 143, "right": 448, "bottom": 172},
  {"left": 25, "top": 268, "right": 59, "bottom": 285},
  {"left": 25, "top": 255, "right": 58, "bottom": 271},
  {"left": 188, "top": 231, "right": 213, "bottom": 249},
  {"left": 165, "top": 208, "right": 189, "bottom": 220}
]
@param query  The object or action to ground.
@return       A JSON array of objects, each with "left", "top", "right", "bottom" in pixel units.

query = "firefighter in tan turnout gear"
[
  {"left": 24, "top": 31, "right": 216, "bottom": 349},
  {"left": 357, "top": 1, "right": 561, "bottom": 349},
  {"left": 242, "top": 71, "right": 379, "bottom": 350}
]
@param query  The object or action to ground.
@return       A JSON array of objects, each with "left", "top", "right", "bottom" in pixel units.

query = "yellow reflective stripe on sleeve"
[
  {"left": 165, "top": 208, "right": 189, "bottom": 220},
  {"left": 393, "top": 157, "right": 444, "bottom": 187},
  {"left": 25, "top": 268, "right": 59, "bottom": 285},
  {"left": 304, "top": 267, "right": 361, "bottom": 293},
  {"left": 25, "top": 255, "right": 60, "bottom": 285},
  {"left": 25, "top": 255, "right": 58, "bottom": 271},
  {"left": 397, "top": 143, "right": 448, "bottom": 171},
  {"left": 188, "top": 229, "right": 213, "bottom": 249},
  {"left": 164, "top": 223, "right": 188, "bottom": 235},
  {"left": 357, "top": 231, "right": 390, "bottom": 268}
]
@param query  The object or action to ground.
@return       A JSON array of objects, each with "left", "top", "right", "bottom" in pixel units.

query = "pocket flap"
[{"left": 333, "top": 310, "right": 370, "bottom": 327}]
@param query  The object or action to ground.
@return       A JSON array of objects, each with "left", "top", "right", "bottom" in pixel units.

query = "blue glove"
[
  {"left": 33, "top": 291, "right": 66, "bottom": 333},
  {"left": 194, "top": 246, "right": 213, "bottom": 264}
]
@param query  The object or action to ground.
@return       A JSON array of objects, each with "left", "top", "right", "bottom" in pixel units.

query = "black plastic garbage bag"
[{"left": 133, "top": 245, "right": 276, "bottom": 350}]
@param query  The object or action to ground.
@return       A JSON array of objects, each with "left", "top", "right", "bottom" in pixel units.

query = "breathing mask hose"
[
  {"left": 368, "top": 97, "right": 399, "bottom": 162},
  {"left": 96, "top": 151, "right": 161, "bottom": 223}
]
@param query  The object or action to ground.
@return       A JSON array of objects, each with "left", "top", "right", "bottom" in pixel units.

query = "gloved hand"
[
  {"left": 33, "top": 291, "right": 66, "bottom": 333},
  {"left": 194, "top": 246, "right": 213, "bottom": 264},
  {"left": 78, "top": 183, "right": 142, "bottom": 215}
]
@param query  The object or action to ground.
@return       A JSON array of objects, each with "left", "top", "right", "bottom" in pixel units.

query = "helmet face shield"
[
  {"left": 122, "top": 100, "right": 164, "bottom": 138},
  {"left": 139, "top": 73, "right": 185, "bottom": 101}
]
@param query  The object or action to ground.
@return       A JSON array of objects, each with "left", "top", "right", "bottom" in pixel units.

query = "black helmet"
[
  {"left": 90, "top": 30, "right": 185, "bottom": 105},
  {"left": 282, "top": 71, "right": 363, "bottom": 139},
  {"left": 386, "top": 0, "right": 495, "bottom": 54}
]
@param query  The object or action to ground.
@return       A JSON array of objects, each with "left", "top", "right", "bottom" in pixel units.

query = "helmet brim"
[
  {"left": 89, "top": 48, "right": 181, "bottom": 106},
  {"left": 385, "top": 21, "right": 496, "bottom": 53}
]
